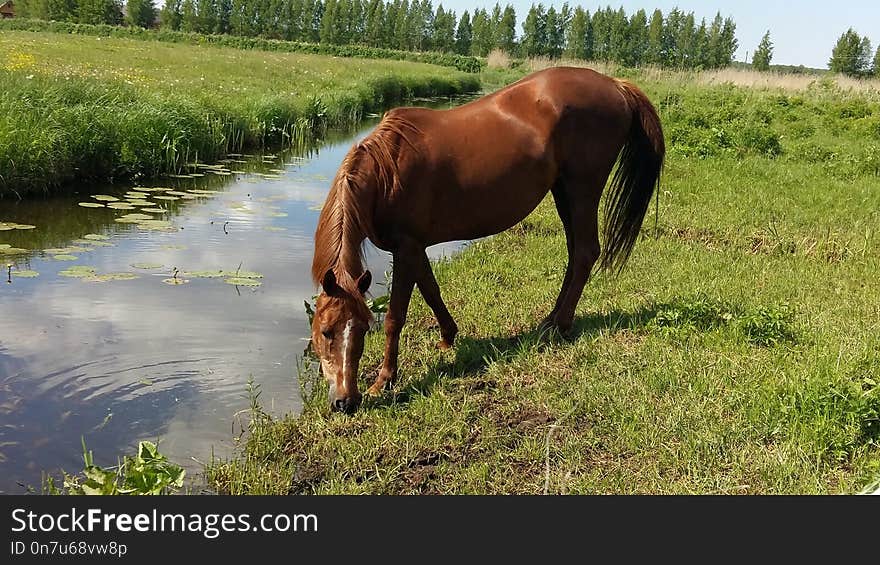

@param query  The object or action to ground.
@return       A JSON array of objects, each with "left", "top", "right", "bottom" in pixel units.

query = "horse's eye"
[{"left": 322, "top": 329, "right": 333, "bottom": 341}]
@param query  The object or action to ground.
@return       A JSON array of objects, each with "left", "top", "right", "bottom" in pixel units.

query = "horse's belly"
[{"left": 427, "top": 172, "right": 552, "bottom": 244}]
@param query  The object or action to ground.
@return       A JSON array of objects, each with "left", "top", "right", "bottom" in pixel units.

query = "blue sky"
[{"left": 438, "top": 0, "right": 880, "bottom": 69}]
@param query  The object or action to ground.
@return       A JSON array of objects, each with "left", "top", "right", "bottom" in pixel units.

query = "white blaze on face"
[{"left": 340, "top": 319, "right": 354, "bottom": 392}]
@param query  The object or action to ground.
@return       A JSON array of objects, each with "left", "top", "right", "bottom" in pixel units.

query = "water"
[{"left": 0, "top": 105, "right": 467, "bottom": 493}]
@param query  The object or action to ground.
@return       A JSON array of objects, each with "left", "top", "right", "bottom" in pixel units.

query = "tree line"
[
  {"left": 828, "top": 28, "right": 880, "bottom": 78},
  {"left": 12, "top": 0, "right": 742, "bottom": 69}
]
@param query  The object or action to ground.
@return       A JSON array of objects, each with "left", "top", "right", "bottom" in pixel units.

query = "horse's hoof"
[{"left": 437, "top": 339, "right": 454, "bottom": 350}]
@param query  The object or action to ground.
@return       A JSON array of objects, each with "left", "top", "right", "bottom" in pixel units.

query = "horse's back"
[{"left": 371, "top": 67, "right": 634, "bottom": 245}]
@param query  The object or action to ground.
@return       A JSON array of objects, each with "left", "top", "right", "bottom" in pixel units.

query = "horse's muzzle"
[{"left": 331, "top": 395, "right": 361, "bottom": 414}]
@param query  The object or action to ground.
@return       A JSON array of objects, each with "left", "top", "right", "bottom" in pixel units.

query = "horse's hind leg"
[
  {"left": 544, "top": 174, "right": 602, "bottom": 334},
  {"left": 542, "top": 178, "right": 575, "bottom": 328}
]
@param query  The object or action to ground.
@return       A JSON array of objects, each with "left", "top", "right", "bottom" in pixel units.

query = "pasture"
[
  {"left": 0, "top": 31, "right": 479, "bottom": 196},
  {"left": 207, "top": 68, "right": 880, "bottom": 494}
]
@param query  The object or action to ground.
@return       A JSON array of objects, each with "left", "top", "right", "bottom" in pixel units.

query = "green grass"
[
  {"left": 206, "top": 70, "right": 880, "bottom": 494},
  {"left": 0, "top": 31, "right": 480, "bottom": 196}
]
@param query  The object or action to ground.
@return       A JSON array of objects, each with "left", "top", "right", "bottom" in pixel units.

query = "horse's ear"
[
  {"left": 322, "top": 269, "right": 340, "bottom": 296},
  {"left": 357, "top": 270, "right": 372, "bottom": 295}
]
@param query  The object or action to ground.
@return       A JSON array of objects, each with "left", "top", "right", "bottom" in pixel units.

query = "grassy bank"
[
  {"left": 207, "top": 70, "right": 880, "bottom": 494},
  {"left": 0, "top": 19, "right": 483, "bottom": 73},
  {"left": 0, "top": 31, "right": 479, "bottom": 197}
]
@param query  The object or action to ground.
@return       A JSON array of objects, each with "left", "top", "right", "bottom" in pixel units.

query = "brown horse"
[{"left": 310, "top": 66, "right": 665, "bottom": 413}]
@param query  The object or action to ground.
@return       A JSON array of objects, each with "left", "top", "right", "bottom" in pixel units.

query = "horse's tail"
[{"left": 599, "top": 79, "right": 665, "bottom": 273}]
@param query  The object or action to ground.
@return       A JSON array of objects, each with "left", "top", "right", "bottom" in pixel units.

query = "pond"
[{"left": 0, "top": 99, "right": 468, "bottom": 493}]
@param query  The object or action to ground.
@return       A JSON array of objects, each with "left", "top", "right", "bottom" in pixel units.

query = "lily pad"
[
  {"left": 52, "top": 254, "right": 78, "bottom": 261},
  {"left": 231, "top": 270, "right": 263, "bottom": 279},
  {"left": 125, "top": 192, "right": 149, "bottom": 199},
  {"left": 59, "top": 266, "right": 97, "bottom": 278},
  {"left": 184, "top": 270, "right": 226, "bottom": 278},
  {"left": 83, "top": 234, "right": 110, "bottom": 241},
  {"left": 153, "top": 196, "right": 180, "bottom": 201},
  {"left": 131, "top": 263, "right": 163, "bottom": 270},
  {"left": 78, "top": 202, "right": 105, "bottom": 208},
  {"left": 187, "top": 190, "right": 219, "bottom": 195},
  {"left": 208, "top": 170, "right": 232, "bottom": 176},
  {"left": 225, "top": 277, "right": 262, "bottom": 287},
  {"left": 270, "top": 212, "right": 288, "bottom": 217},
  {"left": 137, "top": 187, "right": 170, "bottom": 192},
  {"left": 140, "top": 208, "right": 167, "bottom": 214},
  {"left": 44, "top": 247, "right": 89, "bottom": 254},
  {"left": 107, "top": 203, "right": 137, "bottom": 210},
  {"left": 11, "top": 269, "right": 39, "bottom": 278},
  {"left": 92, "top": 195, "right": 119, "bottom": 202},
  {"left": 162, "top": 277, "right": 190, "bottom": 285},
  {"left": 83, "top": 272, "right": 139, "bottom": 282},
  {"left": 0, "top": 222, "right": 36, "bottom": 230},
  {"left": 74, "top": 240, "right": 113, "bottom": 247},
  {"left": 119, "top": 213, "right": 153, "bottom": 221},
  {"left": 165, "top": 191, "right": 189, "bottom": 196},
  {"left": 126, "top": 200, "right": 152, "bottom": 207},
  {"left": 0, "top": 247, "right": 27, "bottom": 255},
  {"left": 136, "top": 220, "right": 176, "bottom": 231}
]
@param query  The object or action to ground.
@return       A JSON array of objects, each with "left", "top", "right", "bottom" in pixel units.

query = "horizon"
[
  {"left": 133, "top": 0, "right": 880, "bottom": 70},
  {"left": 405, "top": 0, "right": 880, "bottom": 70}
]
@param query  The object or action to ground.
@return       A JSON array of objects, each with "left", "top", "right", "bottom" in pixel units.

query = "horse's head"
[{"left": 311, "top": 269, "right": 373, "bottom": 414}]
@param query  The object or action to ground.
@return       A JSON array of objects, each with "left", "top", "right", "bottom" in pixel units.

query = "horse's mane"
[{"left": 311, "top": 112, "right": 420, "bottom": 292}]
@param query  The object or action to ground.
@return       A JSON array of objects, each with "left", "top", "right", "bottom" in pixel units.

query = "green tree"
[
  {"left": 196, "top": 0, "right": 217, "bottom": 33},
  {"left": 180, "top": 0, "right": 197, "bottom": 32},
  {"left": 874, "top": 44, "right": 880, "bottom": 77},
  {"left": 607, "top": 7, "right": 629, "bottom": 65},
  {"left": 470, "top": 8, "right": 493, "bottom": 56},
  {"left": 432, "top": 4, "right": 456, "bottom": 52},
  {"left": 706, "top": 12, "right": 723, "bottom": 68},
  {"left": 628, "top": 8, "right": 648, "bottom": 67},
  {"left": 645, "top": 8, "right": 663, "bottom": 65},
  {"left": 563, "top": 5, "right": 587, "bottom": 60},
  {"left": 752, "top": 31, "right": 773, "bottom": 71},
  {"left": 364, "top": 0, "right": 384, "bottom": 46},
  {"left": 46, "top": 0, "right": 77, "bottom": 21},
  {"left": 455, "top": 10, "right": 472, "bottom": 55},
  {"left": 545, "top": 5, "right": 561, "bottom": 58},
  {"left": 125, "top": 0, "right": 156, "bottom": 27},
  {"left": 159, "top": 0, "right": 181, "bottom": 29},
  {"left": 719, "top": 17, "right": 738, "bottom": 66},
  {"left": 520, "top": 3, "right": 546, "bottom": 57},
  {"left": 216, "top": 0, "right": 231, "bottom": 34},
  {"left": 79, "top": 0, "right": 123, "bottom": 24},
  {"left": 496, "top": 4, "right": 517, "bottom": 54},
  {"left": 591, "top": 7, "right": 609, "bottom": 61},
  {"left": 321, "top": 0, "right": 340, "bottom": 43},
  {"left": 829, "top": 28, "right": 872, "bottom": 77}
]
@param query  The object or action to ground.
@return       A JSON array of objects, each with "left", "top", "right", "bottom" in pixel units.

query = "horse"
[{"left": 310, "top": 66, "right": 665, "bottom": 413}]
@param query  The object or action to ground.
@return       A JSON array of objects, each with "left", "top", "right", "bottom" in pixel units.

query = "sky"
[{"left": 438, "top": 0, "right": 880, "bottom": 69}]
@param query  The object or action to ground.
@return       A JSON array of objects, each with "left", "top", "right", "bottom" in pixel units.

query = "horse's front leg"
[
  {"left": 413, "top": 250, "right": 457, "bottom": 350},
  {"left": 367, "top": 248, "right": 416, "bottom": 396}
]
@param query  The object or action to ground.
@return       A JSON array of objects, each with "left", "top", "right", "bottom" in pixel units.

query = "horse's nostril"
[{"left": 333, "top": 399, "right": 346, "bottom": 412}]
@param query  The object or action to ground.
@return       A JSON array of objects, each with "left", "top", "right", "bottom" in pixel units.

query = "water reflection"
[{"left": 0, "top": 99, "right": 470, "bottom": 493}]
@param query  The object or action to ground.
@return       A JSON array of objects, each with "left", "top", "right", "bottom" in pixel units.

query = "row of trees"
[
  {"left": 829, "top": 29, "right": 880, "bottom": 78},
  {"left": 12, "top": 0, "right": 742, "bottom": 69}
]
